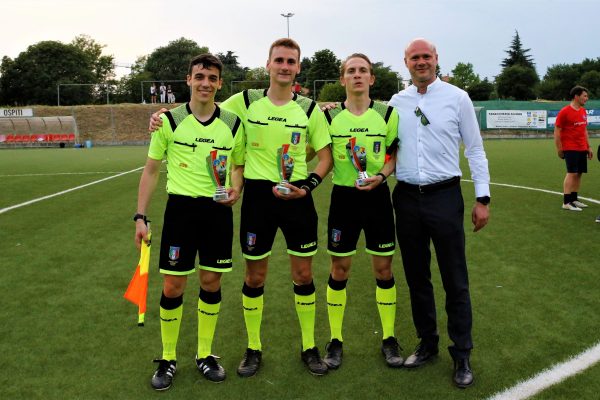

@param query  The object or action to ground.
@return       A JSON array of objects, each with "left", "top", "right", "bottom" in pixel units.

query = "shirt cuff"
[{"left": 474, "top": 183, "right": 490, "bottom": 198}]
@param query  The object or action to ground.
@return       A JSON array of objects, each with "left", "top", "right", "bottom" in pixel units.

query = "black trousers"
[{"left": 392, "top": 180, "right": 472, "bottom": 359}]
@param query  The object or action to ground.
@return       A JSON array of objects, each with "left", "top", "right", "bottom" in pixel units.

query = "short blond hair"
[
  {"left": 268, "top": 38, "right": 301, "bottom": 61},
  {"left": 340, "top": 53, "right": 373, "bottom": 78}
]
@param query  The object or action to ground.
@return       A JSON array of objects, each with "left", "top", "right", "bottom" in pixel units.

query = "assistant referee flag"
[{"left": 124, "top": 232, "right": 151, "bottom": 326}]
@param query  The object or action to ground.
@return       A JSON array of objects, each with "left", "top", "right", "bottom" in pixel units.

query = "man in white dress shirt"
[{"left": 388, "top": 38, "right": 490, "bottom": 388}]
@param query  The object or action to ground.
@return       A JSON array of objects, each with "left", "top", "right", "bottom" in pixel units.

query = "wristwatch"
[
  {"left": 133, "top": 213, "right": 147, "bottom": 223},
  {"left": 476, "top": 196, "right": 491, "bottom": 206}
]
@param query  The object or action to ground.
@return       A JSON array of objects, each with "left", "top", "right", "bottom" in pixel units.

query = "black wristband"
[
  {"left": 299, "top": 172, "right": 323, "bottom": 192},
  {"left": 476, "top": 196, "right": 491, "bottom": 206},
  {"left": 133, "top": 213, "right": 148, "bottom": 224},
  {"left": 376, "top": 172, "right": 387, "bottom": 183}
]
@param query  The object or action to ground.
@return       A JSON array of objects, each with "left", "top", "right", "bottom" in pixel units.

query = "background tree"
[
  {"left": 537, "top": 63, "right": 579, "bottom": 100},
  {"left": 245, "top": 67, "right": 269, "bottom": 82},
  {"left": 371, "top": 62, "right": 402, "bottom": 100},
  {"left": 449, "top": 62, "right": 480, "bottom": 90},
  {"left": 467, "top": 78, "right": 494, "bottom": 101},
  {"left": 144, "top": 37, "right": 208, "bottom": 80},
  {"left": 144, "top": 37, "right": 208, "bottom": 103},
  {"left": 318, "top": 82, "right": 345, "bottom": 102},
  {"left": 501, "top": 30, "right": 535, "bottom": 69},
  {"left": 113, "top": 55, "right": 151, "bottom": 103},
  {"left": 234, "top": 67, "right": 269, "bottom": 92},
  {"left": 71, "top": 34, "right": 114, "bottom": 82},
  {"left": 497, "top": 31, "right": 539, "bottom": 99},
  {"left": 0, "top": 56, "right": 17, "bottom": 105},
  {"left": 0, "top": 40, "right": 101, "bottom": 105},
  {"left": 538, "top": 58, "right": 600, "bottom": 100},
  {"left": 216, "top": 50, "right": 248, "bottom": 100},
  {"left": 296, "top": 57, "right": 313, "bottom": 87},
  {"left": 496, "top": 65, "right": 539, "bottom": 100},
  {"left": 305, "top": 49, "right": 341, "bottom": 98},
  {"left": 70, "top": 35, "right": 116, "bottom": 104},
  {"left": 579, "top": 70, "right": 600, "bottom": 98}
]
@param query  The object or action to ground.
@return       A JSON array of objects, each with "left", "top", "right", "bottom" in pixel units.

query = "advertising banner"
[
  {"left": 548, "top": 109, "right": 600, "bottom": 128},
  {"left": 486, "top": 110, "right": 547, "bottom": 129}
]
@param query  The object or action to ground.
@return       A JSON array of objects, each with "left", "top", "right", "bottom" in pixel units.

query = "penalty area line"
[
  {"left": 0, "top": 166, "right": 144, "bottom": 215},
  {"left": 486, "top": 341, "right": 600, "bottom": 400}
]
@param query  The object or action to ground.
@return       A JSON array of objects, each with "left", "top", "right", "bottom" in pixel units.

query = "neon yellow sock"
[
  {"left": 327, "top": 285, "right": 346, "bottom": 341},
  {"left": 197, "top": 298, "right": 220, "bottom": 358},
  {"left": 376, "top": 285, "right": 397, "bottom": 339},
  {"left": 242, "top": 294, "right": 263, "bottom": 351},
  {"left": 295, "top": 292, "right": 316, "bottom": 351},
  {"left": 160, "top": 304, "right": 183, "bottom": 360}
]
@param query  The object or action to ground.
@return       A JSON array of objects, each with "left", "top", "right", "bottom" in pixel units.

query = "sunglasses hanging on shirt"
[{"left": 414, "top": 106, "right": 430, "bottom": 126}]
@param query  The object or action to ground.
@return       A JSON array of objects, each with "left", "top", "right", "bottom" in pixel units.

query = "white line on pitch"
[
  {"left": 0, "top": 166, "right": 144, "bottom": 215},
  {"left": 463, "top": 177, "right": 600, "bottom": 399},
  {"left": 0, "top": 171, "right": 127, "bottom": 177},
  {"left": 486, "top": 341, "right": 600, "bottom": 400},
  {"left": 462, "top": 179, "right": 600, "bottom": 205}
]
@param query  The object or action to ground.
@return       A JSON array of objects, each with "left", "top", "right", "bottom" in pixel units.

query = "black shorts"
[
  {"left": 159, "top": 194, "right": 233, "bottom": 275},
  {"left": 327, "top": 184, "right": 395, "bottom": 256},
  {"left": 240, "top": 179, "right": 318, "bottom": 259},
  {"left": 564, "top": 150, "right": 588, "bottom": 173}
]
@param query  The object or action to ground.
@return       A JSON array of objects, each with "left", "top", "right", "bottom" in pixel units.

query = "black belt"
[{"left": 397, "top": 176, "right": 460, "bottom": 194}]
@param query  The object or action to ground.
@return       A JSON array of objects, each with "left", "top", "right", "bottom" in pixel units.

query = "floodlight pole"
[{"left": 281, "top": 13, "right": 294, "bottom": 38}]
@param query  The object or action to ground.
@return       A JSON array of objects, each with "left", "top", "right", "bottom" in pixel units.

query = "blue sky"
[{"left": 2, "top": 0, "right": 597, "bottom": 81}]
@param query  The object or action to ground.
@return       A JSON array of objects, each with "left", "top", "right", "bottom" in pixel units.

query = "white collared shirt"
[{"left": 389, "top": 78, "right": 490, "bottom": 197}]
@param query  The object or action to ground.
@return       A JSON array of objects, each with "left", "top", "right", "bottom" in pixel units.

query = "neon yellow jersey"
[
  {"left": 325, "top": 101, "right": 399, "bottom": 187},
  {"left": 148, "top": 103, "right": 245, "bottom": 197},
  {"left": 221, "top": 89, "right": 331, "bottom": 182}
]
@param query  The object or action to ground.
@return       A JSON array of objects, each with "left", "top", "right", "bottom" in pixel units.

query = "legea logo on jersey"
[
  {"left": 268, "top": 116, "right": 287, "bottom": 122},
  {"left": 373, "top": 141, "right": 381, "bottom": 154},
  {"left": 195, "top": 137, "right": 215, "bottom": 143},
  {"left": 247, "top": 232, "right": 257, "bottom": 250},
  {"left": 291, "top": 131, "right": 301, "bottom": 145}
]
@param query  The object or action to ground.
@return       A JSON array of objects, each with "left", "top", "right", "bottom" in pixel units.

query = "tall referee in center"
[{"left": 221, "top": 38, "right": 332, "bottom": 377}]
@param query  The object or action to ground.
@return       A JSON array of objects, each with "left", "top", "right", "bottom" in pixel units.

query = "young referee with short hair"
[{"left": 135, "top": 53, "right": 245, "bottom": 390}]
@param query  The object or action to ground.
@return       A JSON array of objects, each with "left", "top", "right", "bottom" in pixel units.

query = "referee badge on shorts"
[
  {"left": 247, "top": 232, "right": 257, "bottom": 251},
  {"left": 331, "top": 229, "right": 341, "bottom": 247},
  {"left": 168, "top": 246, "right": 180, "bottom": 266}
]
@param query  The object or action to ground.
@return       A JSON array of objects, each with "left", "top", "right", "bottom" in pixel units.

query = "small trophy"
[
  {"left": 276, "top": 144, "right": 295, "bottom": 194},
  {"left": 206, "top": 150, "right": 229, "bottom": 201},
  {"left": 346, "top": 138, "right": 368, "bottom": 186}
]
